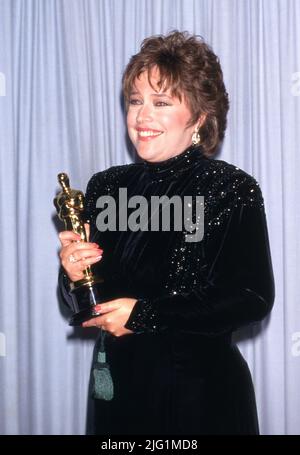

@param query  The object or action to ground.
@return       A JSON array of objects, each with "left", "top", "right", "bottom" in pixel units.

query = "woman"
[{"left": 59, "top": 31, "right": 275, "bottom": 434}]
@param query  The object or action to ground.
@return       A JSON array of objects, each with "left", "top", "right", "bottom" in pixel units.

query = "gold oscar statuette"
[{"left": 54, "top": 173, "right": 104, "bottom": 326}]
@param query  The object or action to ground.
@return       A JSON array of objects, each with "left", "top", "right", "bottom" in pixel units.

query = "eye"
[
  {"left": 155, "top": 101, "right": 171, "bottom": 107},
  {"left": 129, "top": 98, "right": 142, "bottom": 105}
]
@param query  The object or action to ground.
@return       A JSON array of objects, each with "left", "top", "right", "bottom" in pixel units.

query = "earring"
[{"left": 191, "top": 129, "right": 201, "bottom": 146}]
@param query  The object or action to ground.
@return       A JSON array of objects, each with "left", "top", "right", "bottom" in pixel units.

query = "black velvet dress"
[{"left": 59, "top": 145, "right": 275, "bottom": 435}]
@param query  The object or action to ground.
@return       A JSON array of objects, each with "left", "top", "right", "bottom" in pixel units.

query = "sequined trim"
[
  {"left": 125, "top": 299, "right": 159, "bottom": 334},
  {"left": 83, "top": 164, "right": 134, "bottom": 224},
  {"left": 202, "top": 161, "right": 265, "bottom": 236},
  {"left": 142, "top": 145, "right": 204, "bottom": 181}
]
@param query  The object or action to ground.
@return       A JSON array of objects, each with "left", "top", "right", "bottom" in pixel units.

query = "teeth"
[{"left": 138, "top": 130, "right": 162, "bottom": 137}]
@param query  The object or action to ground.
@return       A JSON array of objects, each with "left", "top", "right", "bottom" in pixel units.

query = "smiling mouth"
[{"left": 136, "top": 129, "right": 163, "bottom": 140}]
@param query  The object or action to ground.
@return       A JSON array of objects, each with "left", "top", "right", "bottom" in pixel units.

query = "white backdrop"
[{"left": 0, "top": 0, "right": 299, "bottom": 434}]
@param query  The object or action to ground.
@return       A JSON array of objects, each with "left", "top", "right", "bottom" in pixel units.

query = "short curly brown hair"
[{"left": 123, "top": 30, "right": 229, "bottom": 156}]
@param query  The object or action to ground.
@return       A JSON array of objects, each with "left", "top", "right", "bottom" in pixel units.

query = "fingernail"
[{"left": 95, "top": 255, "right": 102, "bottom": 260}]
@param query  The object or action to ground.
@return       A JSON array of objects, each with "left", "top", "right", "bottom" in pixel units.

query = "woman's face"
[{"left": 127, "top": 68, "right": 202, "bottom": 163}]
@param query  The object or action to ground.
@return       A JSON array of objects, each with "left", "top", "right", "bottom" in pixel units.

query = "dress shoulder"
[
  {"left": 201, "top": 157, "right": 265, "bottom": 209},
  {"left": 87, "top": 163, "right": 137, "bottom": 193},
  {"left": 196, "top": 158, "right": 265, "bottom": 236},
  {"left": 84, "top": 163, "right": 139, "bottom": 222}
]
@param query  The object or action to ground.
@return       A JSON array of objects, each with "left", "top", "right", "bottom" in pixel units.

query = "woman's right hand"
[{"left": 58, "top": 223, "right": 103, "bottom": 282}]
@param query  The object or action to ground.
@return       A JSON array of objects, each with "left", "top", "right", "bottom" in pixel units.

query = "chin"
[
  {"left": 135, "top": 145, "right": 158, "bottom": 161},
  {"left": 136, "top": 151, "right": 153, "bottom": 162}
]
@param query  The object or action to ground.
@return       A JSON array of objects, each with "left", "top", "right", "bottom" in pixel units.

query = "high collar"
[{"left": 142, "top": 145, "right": 205, "bottom": 181}]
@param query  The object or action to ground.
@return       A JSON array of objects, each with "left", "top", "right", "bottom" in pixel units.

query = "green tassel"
[{"left": 91, "top": 330, "right": 114, "bottom": 401}]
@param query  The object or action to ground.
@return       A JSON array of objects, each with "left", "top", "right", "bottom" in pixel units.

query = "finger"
[
  {"left": 67, "top": 241, "right": 102, "bottom": 253},
  {"left": 61, "top": 242, "right": 102, "bottom": 261},
  {"left": 82, "top": 315, "right": 103, "bottom": 328},
  {"left": 59, "top": 231, "right": 81, "bottom": 247},
  {"left": 82, "top": 320, "right": 97, "bottom": 328},
  {"left": 61, "top": 249, "right": 103, "bottom": 268},
  {"left": 80, "top": 255, "right": 103, "bottom": 267},
  {"left": 94, "top": 302, "right": 122, "bottom": 314}
]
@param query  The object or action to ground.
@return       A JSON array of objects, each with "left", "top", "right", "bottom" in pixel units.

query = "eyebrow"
[{"left": 129, "top": 91, "right": 172, "bottom": 98}]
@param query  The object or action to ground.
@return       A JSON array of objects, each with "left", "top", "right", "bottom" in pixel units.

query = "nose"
[{"left": 136, "top": 103, "right": 153, "bottom": 124}]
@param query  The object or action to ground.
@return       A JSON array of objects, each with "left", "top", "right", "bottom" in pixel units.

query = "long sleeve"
[
  {"left": 125, "top": 180, "right": 275, "bottom": 336},
  {"left": 58, "top": 266, "right": 73, "bottom": 311}
]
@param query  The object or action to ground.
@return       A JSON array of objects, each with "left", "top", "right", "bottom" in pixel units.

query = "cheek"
[
  {"left": 162, "top": 109, "right": 191, "bottom": 132},
  {"left": 127, "top": 113, "right": 138, "bottom": 143},
  {"left": 126, "top": 110, "right": 133, "bottom": 128},
  {"left": 126, "top": 112, "right": 135, "bottom": 133}
]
